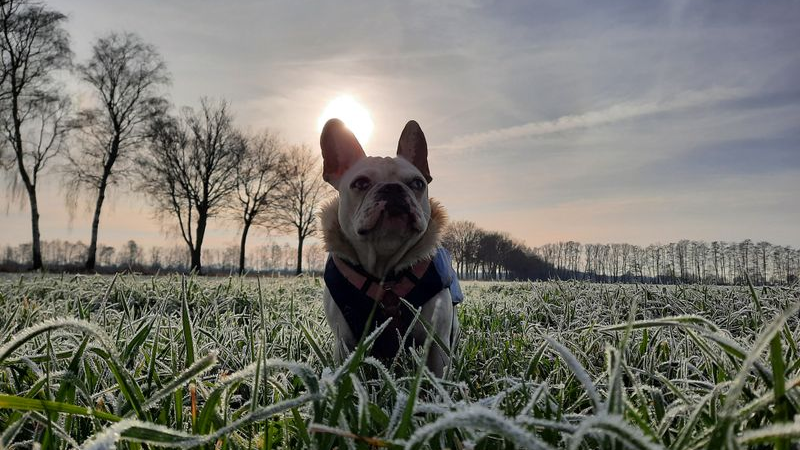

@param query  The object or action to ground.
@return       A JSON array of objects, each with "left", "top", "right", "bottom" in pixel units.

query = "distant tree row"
[
  {"left": 532, "top": 240, "right": 800, "bottom": 285},
  {"left": 1, "top": 0, "right": 330, "bottom": 274},
  {"left": 0, "top": 239, "right": 328, "bottom": 275},
  {"left": 441, "top": 220, "right": 552, "bottom": 281},
  {"left": 5, "top": 225, "right": 798, "bottom": 286},
  {"left": 441, "top": 221, "right": 799, "bottom": 285}
]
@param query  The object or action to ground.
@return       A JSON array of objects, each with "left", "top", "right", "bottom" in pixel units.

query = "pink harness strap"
[{"left": 331, "top": 256, "right": 431, "bottom": 302}]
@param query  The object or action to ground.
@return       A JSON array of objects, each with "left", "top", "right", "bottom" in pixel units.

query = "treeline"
[
  {"left": 4, "top": 231, "right": 798, "bottom": 286},
  {"left": 532, "top": 240, "right": 800, "bottom": 285},
  {"left": 0, "top": 240, "right": 329, "bottom": 275},
  {"left": 441, "top": 220, "right": 552, "bottom": 281},
  {"left": 441, "top": 220, "right": 799, "bottom": 285},
  {"left": 1, "top": 1, "right": 329, "bottom": 275}
]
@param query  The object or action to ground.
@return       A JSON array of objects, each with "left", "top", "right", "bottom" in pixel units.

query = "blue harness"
[{"left": 324, "top": 247, "right": 463, "bottom": 357}]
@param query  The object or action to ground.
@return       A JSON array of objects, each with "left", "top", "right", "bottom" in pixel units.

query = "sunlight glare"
[{"left": 317, "top": 95, "right": 374, "bottom": 145}]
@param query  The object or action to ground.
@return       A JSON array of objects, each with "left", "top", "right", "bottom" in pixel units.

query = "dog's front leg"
[
  {"left": 416, "top": 290, "right": 454, "bottom": 377},
  {"left": 322, "top": 287, "right": 357, "bottom": 363}
]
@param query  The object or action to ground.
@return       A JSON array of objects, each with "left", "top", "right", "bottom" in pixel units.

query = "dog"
[{"left": 319, "top": 118, "right": 462, "bottom": 377}]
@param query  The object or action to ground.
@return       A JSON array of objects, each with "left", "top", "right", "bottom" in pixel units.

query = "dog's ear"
[
  {"left": 397, "top": 120, "right": 432, "bottom": 183},
  {"left": 320, "top": 118, "right": 366, "bottom": 188}
]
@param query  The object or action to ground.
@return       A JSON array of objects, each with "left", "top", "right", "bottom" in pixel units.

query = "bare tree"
[
  {"left": 0, "top": 0, "right": 71, "bottom": 270},
  {"left": 0, "top": 0, "right": 12, "bottom": 117},
  {"left": 64, "top": 32, "right": 169, "bottom": 271},
  {"left": 119, "top": 239, "right": 141, "bottom": 270},
  {"left": 138, "top": 98, "right": 244, "bottom": 273},
  {"left": 231, "top": 130, "right": 286, "bottom": 274},
  {"left": 98, "top": 245, "right": 114, "bottom": 267},
  {"left": 274, "top": 144, "right": 329, "bottom": 275},
  {"left": 270, "top": 243, "right": 283, "bottom": 272},
  {"left": 442, "top": 220, "right": 480, "bottom": 278},
  {"left": 305, "top": 242, "right": 325, "bottom": 273}
]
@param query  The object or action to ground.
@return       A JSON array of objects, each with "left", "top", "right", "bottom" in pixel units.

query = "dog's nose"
[
  {"left": 377, "top": 183, "right": 409, "bottom": 216},
  {"left": 377, "top": 183, "right": 404, "bottom": 197}
]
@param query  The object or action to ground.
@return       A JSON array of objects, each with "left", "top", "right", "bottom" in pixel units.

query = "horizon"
[{"left": 2, "top": 0, "right": 799, "bottom": 252}]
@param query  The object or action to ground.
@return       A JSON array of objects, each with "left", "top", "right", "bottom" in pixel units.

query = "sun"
[{"left": 317, "top": 95, "right": 374, "bottom": 145}]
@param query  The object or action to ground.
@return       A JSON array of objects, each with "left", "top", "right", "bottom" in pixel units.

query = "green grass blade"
[
  {"left": 709, "top": 301, "right": 800, "bottom": 449},
  {"left": 769, "top": 332, "right": 789, "bottom": 450},
  {"left": 181, "top": 277, "right": 196, "bottom": 367},
  {"left": 543, "top": 335, "right": 601, "bottom": 412},
  {"left": 405, "top": 405, "right": 556, "bottom": 450},
  {"left": 0, "top": 394, "right": 121, "bottom": 422},
  {"left": 568, "top": 414, "right": 663, "bottom": 450},
  {"left": 138, "top": 352, "right": 217, "bottom": 414},
  {"left": 738, "top": 422, "right": 800, "bottom": 446}
]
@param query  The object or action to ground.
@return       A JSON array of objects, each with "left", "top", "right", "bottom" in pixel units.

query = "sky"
[{"left": 2, "top": 0, "right": 800, "bottom": 251}]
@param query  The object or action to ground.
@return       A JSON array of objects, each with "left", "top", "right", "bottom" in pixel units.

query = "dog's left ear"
[
  {"left": 397, "top": 120, "right": 432, "bottom": 183},
  {"left": 320, "top": 118, "right": 366, "bottom": 188}
]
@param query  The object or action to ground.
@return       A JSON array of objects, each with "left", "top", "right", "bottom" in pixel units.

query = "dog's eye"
[
  {"left": 351, "top": 177, "right": 371, "bottom": 190},
  {"left": 407, "top": 178, "right": 425, "bottom": 191}
]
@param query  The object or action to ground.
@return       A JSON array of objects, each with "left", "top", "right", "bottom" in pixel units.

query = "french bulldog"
[{"left": 319, "top": 118, "right": 461, "bottom": 377}]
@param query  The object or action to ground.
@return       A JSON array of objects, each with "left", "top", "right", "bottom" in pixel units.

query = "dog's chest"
[
  {"left": 371, "top": 289, "right": 418, "bottom": 358},
  {"left": 323, "top": 254, "right": 449, "bottom": 358}
]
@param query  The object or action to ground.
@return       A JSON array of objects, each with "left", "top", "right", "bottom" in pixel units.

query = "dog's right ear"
[{"left": 320, "top": 118, "right": 366, "bottom": 188}]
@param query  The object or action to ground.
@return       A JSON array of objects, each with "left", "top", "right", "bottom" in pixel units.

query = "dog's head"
[{"left": 320, "top": 119, "right": 432, "bottom": 260}]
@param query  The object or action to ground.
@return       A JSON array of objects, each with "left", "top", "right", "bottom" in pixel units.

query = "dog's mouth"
[{"left": 357, "top": 207, "right": 422, "bottom": 236}]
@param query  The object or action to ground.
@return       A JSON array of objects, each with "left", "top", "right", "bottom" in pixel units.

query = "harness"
[{"left": 324, "top": 247, "right": 463, "bottom": 358}]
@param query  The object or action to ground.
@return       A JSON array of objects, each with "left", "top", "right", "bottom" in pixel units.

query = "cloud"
[{"left": 437, "top": 87, "right": 744, "bottom": 151}]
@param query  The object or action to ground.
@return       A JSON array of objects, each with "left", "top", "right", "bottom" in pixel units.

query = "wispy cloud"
[
  {"left": 437, "top": 87, "right": 744, "bottom": 150},
  {"left": 272, "top": 49, "right": 469, "bottom": 67}
]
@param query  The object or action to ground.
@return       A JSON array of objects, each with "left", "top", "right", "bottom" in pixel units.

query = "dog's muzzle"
[{"left": 377, "top": 183, "right": 411, "bottom": 216}]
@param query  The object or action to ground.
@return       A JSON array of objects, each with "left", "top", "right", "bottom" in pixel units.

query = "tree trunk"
[
  {"left": 189, "top": 247, "right": 201, "bottom": 273},
  {"left": 85, "top": 140, "right": 117, "bottom": 271},
  {"left": 295, "top": 231, "right": 304, "bottom": 275},
  {"left": 85, "top": 179, "right": 108, "bottom": 271},
  {"left": 10, "top": 83, "right": 42, "bottom": 270},
  {"left": 28, "top": 188, "right": 43, "bottom": 270},
  {"left": 238, "top": 219, "right": 252, "bottom": 275},
  {"left": 191, "top": 211, "right": 208, "bottom": 273}
]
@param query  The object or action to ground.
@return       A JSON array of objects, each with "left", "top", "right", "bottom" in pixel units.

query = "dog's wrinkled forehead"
[{"left": 343, "top": 156, "right": 423, "bottom": 184}]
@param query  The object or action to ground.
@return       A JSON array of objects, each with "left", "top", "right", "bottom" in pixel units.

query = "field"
[{"left": 1, "top": 275, "right": 799, "bottom": 449}]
